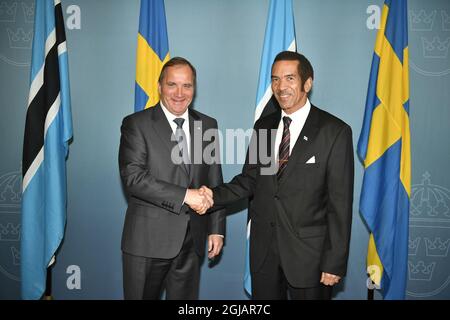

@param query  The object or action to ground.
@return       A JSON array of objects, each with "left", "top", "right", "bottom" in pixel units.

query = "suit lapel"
[
  {"left": 188, "top": 109, "right": 201, "bottom": 182},
  {"left": 277, "top": 106, "right": 320, "bottom": 186},
  {"left": 260, "top": 114, "right": 279, "bottom": 158},
  {"left": 257, "top": 112, "right": 280, "bottom": 187}
]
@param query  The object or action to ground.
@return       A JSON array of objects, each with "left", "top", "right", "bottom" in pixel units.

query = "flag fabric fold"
[
  {"left": 21, "top": 0, "right": 73, "bottom": 300},
  {"left": 135, "top": 0, "right": 170, "bottom": 112},
  {"left": 357, "top": 0, "right": 410, "bottom": 300},
  {"left": 245, "top": 0, "right": 296, "bottom": 296},
  {"left": 254, "top": 0, "right": 296, "bottom": 123}
]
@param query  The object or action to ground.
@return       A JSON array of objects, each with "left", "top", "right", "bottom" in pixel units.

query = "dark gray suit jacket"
[
  {"left": 119, "top": 104, "right": 226, "bottom": 259},
  {"left": 213, "top": 105, "right": 354, "bottom": 288}
]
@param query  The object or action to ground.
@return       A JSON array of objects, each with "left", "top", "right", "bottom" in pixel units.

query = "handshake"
[{"left": 184, "top": 186, "right": 214, "bottom": 214}]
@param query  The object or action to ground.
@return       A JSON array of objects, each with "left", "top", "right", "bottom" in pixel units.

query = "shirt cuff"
[{"left": 182, "top": 189, "right": 188, "bottom": 205}]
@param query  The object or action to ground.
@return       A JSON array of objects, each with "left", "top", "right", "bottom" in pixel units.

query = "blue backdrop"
[{"left": 1, "top": 0, "right": 449, "bottom": 299}]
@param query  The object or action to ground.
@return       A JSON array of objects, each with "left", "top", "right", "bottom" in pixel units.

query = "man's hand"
[
  {"left": 208, "top": 234, "right": 224, "bottom": 259},
  {"left": 197, "top": 186, "right": 214, "bottom": 213},
  {"left": 199, "top": 185, "right": 213, "bottom": 203},
  {"left": 320, "top": 272, "right": 341, "bottom": 286},
  {"left": 185, "top": 189, "right": 213, "bottom": 214}
]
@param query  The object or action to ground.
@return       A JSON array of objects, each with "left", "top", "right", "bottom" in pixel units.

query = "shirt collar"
[
  {"left": 160, "top": 102, "right": 189, "bottom": 125},
  {"left": 281, "top": 98, "right": 311, "bottom": 123}
]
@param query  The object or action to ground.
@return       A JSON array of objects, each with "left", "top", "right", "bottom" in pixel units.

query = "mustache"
[{"left": 276, "top": 90, "right": 290, "bottom": 95}]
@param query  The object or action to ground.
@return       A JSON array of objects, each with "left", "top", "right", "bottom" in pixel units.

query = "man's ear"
[
  {"left": 158, "top": 82, "right": 162, "bottom": 95},
  {"left": 304, "top": 77, "right": 313, "bottom": 93}
]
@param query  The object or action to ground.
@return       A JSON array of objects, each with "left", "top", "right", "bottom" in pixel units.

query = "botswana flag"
[{"left": 21, "top": 0, "right": 73, "bottom": 300}]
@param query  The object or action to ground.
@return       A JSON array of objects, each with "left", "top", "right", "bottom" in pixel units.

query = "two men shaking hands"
[{"left": 184, "top": 186, "right": 214, "bottom": 215}]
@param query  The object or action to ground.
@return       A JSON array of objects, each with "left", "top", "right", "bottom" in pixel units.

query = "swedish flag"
[
  {"left": 135, "top": 0, "right": 170, "bottom": 112},
  {"left": 357, "top": 0, "right": 410, "bottom": 299}
]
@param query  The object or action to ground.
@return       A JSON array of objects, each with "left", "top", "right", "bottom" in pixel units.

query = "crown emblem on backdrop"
[
  {"left": 408, "top": 261, "right": 436, "bottom": 281},
  {"left": 442, "top": 11, "right": 450, "bottom": 31},
  {"left": 0, "top": 1, "right": 34, "bottom": 66},
  {"left": 21, "top": 1, "right": 33, "bottom": 23},
  {"left": 0, "top": 183, "right": 20, "bottom": 204},
  {"left": 411, "top": 172, "right": 450, "bottom": 220},
  {"left": 0, "top": 171, "right": 22, "bottom": 214},
  {"left": 7, "top": 27, "right": 32, "bottom": 49},
  {"left": 421, "top": 36, "right": 450, "bottom": 59},
  {"left": 410, "top": 10, "right": 437, "bottom": 31},
  {"left": 0, "top": 223, "right": 20, "bottom": 241},
  {"left": 0, "top": 2, "right": 18, "bottom": 22},
  {"left": 408, "top": 172, "right": 450, "bottom": 296},
  {"left": 0, "top": 170, "right": 22, "bottom": 281},
  {"left": 10, "top": 246, "right": 20, "bottom": 265},
  {"left": 424, "top": 238, "right": 450, "bottom": 257},
  {"left": 409, "top": 8, "right": 450, "bottom": 76},
  {"left": 409, "top": 237, "right": 421, "bottom": 256}
]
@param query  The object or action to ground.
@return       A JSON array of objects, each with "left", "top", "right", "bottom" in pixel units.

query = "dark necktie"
[
  {"left": 277, "top": 116, "right": 292, "bottom": 179},
  {"left": 173, "top": 118, "right": 190, "bottom": 174}
]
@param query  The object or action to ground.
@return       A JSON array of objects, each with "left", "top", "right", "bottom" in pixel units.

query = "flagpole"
[
  {"left": 43, "top": 267, "right": 53, "bottom": 300},
  {"left": 368, "top": 287, "right": 374, "bottom": 300}
]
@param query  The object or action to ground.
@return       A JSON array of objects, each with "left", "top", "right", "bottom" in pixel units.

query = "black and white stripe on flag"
[
  {"left": 22, "top": 1, "right": 66, "bottom": 182},
  {"left": 21, "top": 0, "right": 72, "bottom": 300}
]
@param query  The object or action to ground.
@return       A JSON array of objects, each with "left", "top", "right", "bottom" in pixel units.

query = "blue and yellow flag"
[
  {"left": 21, "top": 0, "right": 73, "bottom": 300},
  {"left": 135, "top": 0, "right": 170, "bottom": 112},
  {"left": 357, "top": 0, "right": 410, "bottom": 299}
]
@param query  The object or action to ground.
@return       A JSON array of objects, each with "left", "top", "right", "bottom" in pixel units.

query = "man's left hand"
[
  {"left": 208, "top": 234, "right": 224, "bottom": 260},
  {"left": 320, "top": 272, "right": 341, "bottom": 286}
]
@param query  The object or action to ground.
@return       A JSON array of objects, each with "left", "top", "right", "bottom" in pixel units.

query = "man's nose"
[
  {"left": 175, "top": 86, "right": 183, "bottom": 96},
  {"left": 278, "top": 79, "right": 288, "bottom": 90}
]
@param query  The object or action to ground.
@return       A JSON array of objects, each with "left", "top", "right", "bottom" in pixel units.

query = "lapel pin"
[{"left": 303, "top": 136, "right": 308, "bottom": 141}]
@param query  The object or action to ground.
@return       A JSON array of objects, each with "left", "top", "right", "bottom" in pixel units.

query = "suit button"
[
  {"left": 274, "top": 195, "right": 279, "bottom": 200},
  {"left": 270, "top": 222, "right": 276, "bottom": 227}
]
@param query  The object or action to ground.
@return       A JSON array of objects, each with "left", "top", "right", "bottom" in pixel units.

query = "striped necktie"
[{"left": 277, "top": 116, "right": 292, "bottom": 179}]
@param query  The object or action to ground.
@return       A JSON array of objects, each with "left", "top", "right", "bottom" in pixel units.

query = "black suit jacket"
[
  {"left": 119, "top": 104, "right": 226, "bottom": 259},
  {"left": 213, "top": 105, "right": 354, "bottom": 288}
]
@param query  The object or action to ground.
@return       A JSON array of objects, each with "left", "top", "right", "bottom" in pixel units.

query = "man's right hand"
[
  {"left": 198, "top": 186, "right": 214, "bottom": 214},
  {"left": 185, "top": 188, "right": 213, "bottom": 214},
  {"left": 199, "top": 185, "right": 213, "bottom": 200}
]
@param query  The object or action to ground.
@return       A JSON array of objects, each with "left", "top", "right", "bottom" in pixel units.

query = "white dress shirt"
[
  {"left": 160, "top": 102, "right": 191, "bottom": 158},
  {"left": 274, "top": 99, "right": 311, "bottom": 161}
]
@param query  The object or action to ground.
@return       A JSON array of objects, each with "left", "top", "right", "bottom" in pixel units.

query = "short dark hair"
[
  {"left": 158, "top": 56, "right": 197, "bottom": 86},
  {"left": 272, "top": 51, "right": 314, "bottom": 90}
]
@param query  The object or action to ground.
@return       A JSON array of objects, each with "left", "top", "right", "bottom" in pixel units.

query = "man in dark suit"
[
  {"left": 119, "top": 57, "right": 226, "bottom": 300},
  {"left": 200, "top": 51, "right": 354, "bottom": 300}
]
